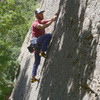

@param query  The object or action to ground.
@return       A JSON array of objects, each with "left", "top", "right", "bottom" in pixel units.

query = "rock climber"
[{"left": 30, "top": 9, "right": 57, "bottom": 83}]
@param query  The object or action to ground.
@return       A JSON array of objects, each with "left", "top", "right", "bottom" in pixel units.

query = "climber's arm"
[
  {"left": 36, "top": 20, "right": 53, "bottom": 29},
  {"left": 36, "top": 15, "right": 57, "bottom": 29}
]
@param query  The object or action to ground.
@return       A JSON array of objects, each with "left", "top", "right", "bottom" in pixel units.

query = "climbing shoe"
[
  {"left": 39, "top": 52, "right": 47, "bottom": 58},
  {"left": 31, "top": 78, "right": 38, "bottom": 83}
]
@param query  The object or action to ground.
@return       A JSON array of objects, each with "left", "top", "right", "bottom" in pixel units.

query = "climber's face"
[{"left": 35, "top": 12, "right": 44, "bottom": 20}]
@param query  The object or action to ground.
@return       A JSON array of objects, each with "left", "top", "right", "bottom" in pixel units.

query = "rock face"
[{"left": 10, "top": 0, "right": 100, "bottom": 100}]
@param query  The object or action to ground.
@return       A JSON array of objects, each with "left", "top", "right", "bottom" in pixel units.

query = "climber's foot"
[
  {"left": 39, "top": 52, "right": 47, "bottom": 58},
  {"left": 31, "top": 78, "right": 39, "bottom": 83}
]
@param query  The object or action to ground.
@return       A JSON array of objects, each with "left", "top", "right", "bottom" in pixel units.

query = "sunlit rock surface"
[{"left": 10, "top": 0, "right": 100, "bottom": 100}]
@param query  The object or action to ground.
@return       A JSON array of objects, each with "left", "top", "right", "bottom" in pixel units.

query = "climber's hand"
[
  {"left": 54, "top": 12, "right": 58, "bottom": 16},
  {"left": 51, "top": 15, "right": 57, "bottom": 21}
]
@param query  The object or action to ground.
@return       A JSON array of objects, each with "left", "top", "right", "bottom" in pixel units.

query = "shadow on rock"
[
  {"left": 11, "top": 57, "right": 31, "bottom": 100},
  {"left": 37, "top": 0, "right": 99, "bottom": 100}
]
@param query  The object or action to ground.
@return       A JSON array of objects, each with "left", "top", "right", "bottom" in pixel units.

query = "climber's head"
[{"left": 35, "top": 9, "right": 45, "bottom": 20}]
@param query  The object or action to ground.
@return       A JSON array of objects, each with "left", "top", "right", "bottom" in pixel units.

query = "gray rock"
[{"left": 10, "top": 0, "right": 100, "bottom": 100}]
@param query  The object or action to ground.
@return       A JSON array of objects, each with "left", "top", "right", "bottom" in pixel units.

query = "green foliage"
[{"left": 0, "top": 0, "right": 39, "bottom": 99}]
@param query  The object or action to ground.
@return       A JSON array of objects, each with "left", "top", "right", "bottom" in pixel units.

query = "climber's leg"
[
  {"left": 31, "top": 52, "right": 41, "bottom": 82},
  {"left": 37, "top": 34, "right": 52, "bottom": 57}
]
